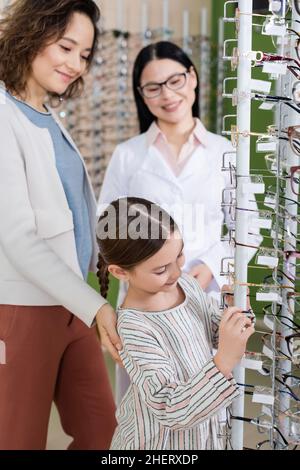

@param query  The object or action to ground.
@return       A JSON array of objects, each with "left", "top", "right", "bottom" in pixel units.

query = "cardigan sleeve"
[{"left": 0, "top": 107, "right": 107, "bottom": 327}]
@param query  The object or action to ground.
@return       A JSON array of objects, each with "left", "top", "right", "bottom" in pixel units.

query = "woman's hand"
[
  {"left": 96, "top": 303, "right": 123, "bottom": 366},
  {"left": 189, "top": 263, "right": 213, "bottom": 290}
]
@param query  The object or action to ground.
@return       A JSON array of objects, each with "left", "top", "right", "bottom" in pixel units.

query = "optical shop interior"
[{"left": 1, "top": 0, "right": 300, "bottom": 452}]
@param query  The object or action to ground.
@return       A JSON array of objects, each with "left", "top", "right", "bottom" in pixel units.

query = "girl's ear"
[{"left": 108, "top": 265, "right": 130, "bottom": 282}]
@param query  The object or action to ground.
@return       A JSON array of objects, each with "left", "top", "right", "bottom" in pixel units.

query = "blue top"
[{"left": 8, "top": 93, "right": 92, "bottom": 280}]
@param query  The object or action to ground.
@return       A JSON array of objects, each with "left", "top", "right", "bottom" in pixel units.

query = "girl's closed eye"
[
  {"left": 155, "top": 267, "right": 167, "bottom": 275},
  {"left": 154, "top": 251, "right": 184, "bottom": 275}
]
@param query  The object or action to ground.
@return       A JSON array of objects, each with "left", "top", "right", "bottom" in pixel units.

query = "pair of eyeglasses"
[
  {"left": 288, "top": 166, "right": 300, "bottom": 196},
  {"left": 256, "top": 130, "right": 300, "bottom": 158},
  {"left": 138, "top": 71, "right": 190, "bottom": 99},
  {"left": 225, "top": 407, "right": 289, "bottom": 449},
  {"left": 225, "top": 203, "right": 300, "bottom": 241},
  {"left": 264, "top": 153, "right": 291, "bottom": 175},
  {"left": 255, "top": 87, "right": 300, "bottom": 107},
  {"left": 285, "top": 251, "right": 300, "bottom": 282},
  {"left": 227, "top": 124, "right": 300, "bottom": 155},
  {"left": 255, "top": 51, "right": 300, "bottom": 67},
  {"left": 264, "top": 187, "right": 300, "bottom": 207},
  {"left": 269, "top": 0, "right": 293, "bottom": 16},
  {"left": 281, "top": 403, "right": 300, "bottom": 446},
  {"left": 223, "top": 124, "right": 267, "bottom": 148},
  {"left": 267, "top": 125, "right": 300, "bottom": 157},
  {"left": 239, "top": 380, "right": 300, "bottom": 411},
  {"left": 262, "top": 331, "right": 300, "bottom": 364},
  {"left": 263, "top": 304, "right": 300, "bottom": 332},
  {"left": 230, "top": 46, "right": 300, "bottom": 83}
]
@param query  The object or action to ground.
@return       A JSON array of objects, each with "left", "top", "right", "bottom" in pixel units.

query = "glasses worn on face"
[{"left": 138, "top": 71, "right": 190, "bottom": 99}]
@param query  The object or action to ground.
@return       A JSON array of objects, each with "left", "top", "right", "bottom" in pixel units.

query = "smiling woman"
[
  {"left": 0, "top": 0, "right": 99, "bottom": 105},
  {"left": 0, "top": 0, "right": 117, "bottom": 451}
]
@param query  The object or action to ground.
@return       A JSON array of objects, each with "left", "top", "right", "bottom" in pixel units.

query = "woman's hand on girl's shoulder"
[{"left": 96, "top": 303, "right": 124, "bottom": 366}]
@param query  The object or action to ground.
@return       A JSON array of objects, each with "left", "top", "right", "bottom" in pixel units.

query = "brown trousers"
[{"left": 0, "top": 305, "right": 116, "bottom": 450}]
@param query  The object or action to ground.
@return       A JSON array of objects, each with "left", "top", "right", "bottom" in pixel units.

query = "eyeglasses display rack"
[{"left": 222, "top": 0, "right": 300, "bottom": 451}]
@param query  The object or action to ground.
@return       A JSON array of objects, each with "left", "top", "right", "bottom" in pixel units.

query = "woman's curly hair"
[{"left": 0, "top": 0, "right": 100, "bottom": 104}]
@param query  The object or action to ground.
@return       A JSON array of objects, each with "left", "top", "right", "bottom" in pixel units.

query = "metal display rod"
[{"left": 231, "top": 0, "right": 253, "bottom": 450}]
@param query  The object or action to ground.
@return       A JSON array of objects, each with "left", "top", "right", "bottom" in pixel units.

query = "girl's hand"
[
  {"left": 213, "top": 306, "right": 255, "bottom": 378},
  {"left": 96, "top": 303, "right": 123, "bottom": 366},
  {"left": 189, "top": 263, "right": 213, "bottom": 290}
]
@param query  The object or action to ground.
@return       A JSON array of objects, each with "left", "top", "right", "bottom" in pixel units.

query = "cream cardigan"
[{"left": 0, "top": 98, "right": 106, "bottom": 327}]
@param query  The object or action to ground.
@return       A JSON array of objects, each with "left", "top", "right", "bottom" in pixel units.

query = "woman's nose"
[
  {"left": 66, "top": 54, "right": 82, "bottom": 74},
  {"left": 161, "top": 84, "right": 175, "bottom": 98}
]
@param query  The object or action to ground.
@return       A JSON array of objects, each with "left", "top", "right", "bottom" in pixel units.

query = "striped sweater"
[{"left": 110, "top": 274, "right": 240, "bottom": 450}]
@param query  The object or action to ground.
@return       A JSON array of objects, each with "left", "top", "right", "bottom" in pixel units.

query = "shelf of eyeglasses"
[
  {"left": 224, "top": 396, "right": 300, "bottom": 449},
  {"left": 63, "top": 109, "right": 137, "bottom": 126},
  {"left": 225, "top": 46, "right": 300, "bottom": 81},
  {"left": 61, "top": 88, "right": 135, "bottom": 103},
  {"left": 252, "top": 328, "right": 300, "bottom": 365},
  {"left": 224, "top": 406, "right": 300, "bottom": 450},
  {"left": 97, "top": 28, "right": 189, "bottom": 51},
  {"left": 70, "top": 120, "right": 137, "bottom": 133},
  {"left": 221, "top": 270, "right": 300, "bottom": 303},
  {"left": 221, "top": 196, "right": 300, "bottom": 241},
  {"left": 76, "top": 138, "right": 137, "bottom": 153},
  {"left": 219, "top": 270, "right": 300, "bottom": 308},
  {"left": 223, "top": 81, "right": 300, "bottom": 112},
  {"left": 78, "top": 146, "right": 115, "bottom": 158},
  {"left": 66, "top": 122, "right": 136, "bottom": 133},
  {"left": 223, "top": 0, "right": 300, "bottom": 41},
  {"left": 241, "top": 239, "right": 299, "bottom": 269},
  {"left": 68, "top": 97, "right": 135, "bottom": 108},
  {"left": 223, "top": 122, "right": 300, "bottom": 155}
]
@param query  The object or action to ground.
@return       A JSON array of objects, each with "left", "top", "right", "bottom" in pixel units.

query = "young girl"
[
  {"left": 97, "top": 197, "right": 254, "bottom": 450},
  {"left": 0, "top": 0, "right": 116, "bottom": 449}
]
